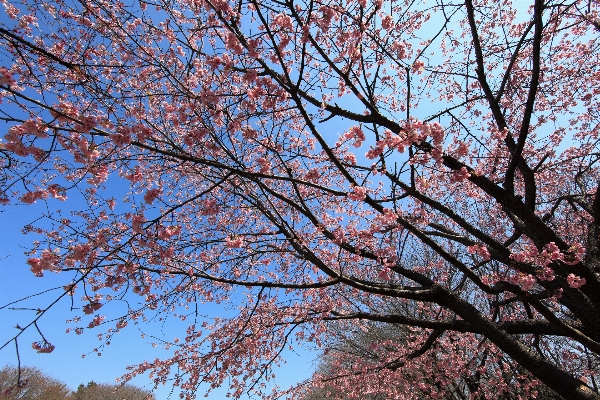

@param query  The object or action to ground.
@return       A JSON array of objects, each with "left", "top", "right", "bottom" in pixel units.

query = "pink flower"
[
  {"left": 0, "top": 67, "right": 16, "bottom": 86},
  {"left": 63, "top": 283, "right": 77, "bottom": 295},
  {"left": 412, "top": 60, "right": 425, "bottom": 74},
  {"left": 242, "top": 127, "right": 258, "bottom": 140},
  {"left": 377, "top": 269, "right": 391, "bottom": 280},
  {"left": 83, "top": 301, "right": 103, "bottom": 314},
  {"left": 567, "top": 274, "right": 586, "bottom": 289},
  {"left": 75, "top": 115, "right": 96, "bottom": 133},
  {"left": 27, "top": 249, "right": 60, "bottom": 276},
  {"left": 125, "top": 166, "right": 143, "bottom": 182},
  {"left": 508, "top": 273, "right": 536, "bottom": 291},
  {"left": 521, "top": 275, "right": 537, "bottom": 291},
  {"left": 344, "top": 153, "right": 357, "bottom": 165},
  {"left": 365, "top": 143, "right": 385, "bottom": 159},
  {"left": 144, "top": 188, "right": 161, "bottom": 204},
  {"left": 27, "top": 257, "right": 43, "bottom": 275},
  {"left": 225, "top": 32, "right": 244, "bottom": 55},
  {"left": 88, "top": 315, "right": 105, "bottom": 328},
  {"left": 564, "top": 243, "right": 585, "bottom": 266},
  {"left": 32, "top": 341, "right": 55, "bottom": 354},
  {"left": 20, "top": 190, "right": 49, "bottom": 204},
  {"left": 158, "top": 225, "right": 181, "bottom": 239},
  {"left": 225, "top": 236, "right": 244, "bottom": 248},
  {"left": 467, "top": 244, "right": 491, "bottom": 261},
  {"left": 341, "top": 126, "right": 365, "bottom": 148},
  {"left": 449, "top": 167, "right": 470, "bottom": 183},
  {"left": 537, "top": 266, "right": 555, "bottom": 281},
  {"left": 131, "top": 213, "right": 146, "bottom": 233},
  {"left": 109, "top": 127, "right": 132, "bottom": 147},
  {"left": 347, "top": 186, "right": 367, "bottom": 201},
  {"left": 47, "top": 184, "right": 67, "bottom": 201},
  {"left": 256, "top": 157, "right": 271, "bottom": 174},
  {"left": 70, "top": 243, "right": 91, "bottom": 262},
  {"left": 200, "top": 199, "right": 220, "bottom": 215},
  {"left": 381, "top": 15, "right": 394, "bottom": 30}
]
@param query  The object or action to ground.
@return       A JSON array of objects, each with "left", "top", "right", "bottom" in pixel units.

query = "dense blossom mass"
[{"left": 1, "top": 0, "right": 600, "bottom": 399}]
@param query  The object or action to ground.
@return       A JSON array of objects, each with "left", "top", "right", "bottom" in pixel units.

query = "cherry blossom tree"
[
  {"left": 300, "top": 308, "right": 566, "bottom": 399},
  {"left": 1, "top": 0, "right": 600, "bottom": 398}
]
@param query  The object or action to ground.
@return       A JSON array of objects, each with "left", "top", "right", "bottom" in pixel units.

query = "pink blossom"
[
  {"left": 200, "top": 199, "right": 220, "bottom": 215},
  {"left": 412, "top": 60, "right": 425, "bottom": 74},
  {"left": 381, "top": 15, "right": 394, "bottom": 30},
  {"left": 392, "top": 41, "right": 408, "bottom": 59},
  {"left": 21, "top": 119, "right": 48, "bottom": 137},
  {"left": 125, "top": 166, "right": 144, "bottom": 182},
  {"left": 242, "top": 127, "right": 258, "bottom": 139},
  {"left": 158, "top": 225, "right": 181, "bottom": 240},
  {"left": 508, "top": 273, "right": 536, "bottom": 291},
  {"left": 47, "top": 184, "right": 67, "bottom": 201},
  {"left": 347, "top": 186, "right": 367, "bottom": 201},
  {"left": 88, "top": 315, "right": 105, "bottom": 328},
  {"left": 344, "top": 153, "right": 357, "bottom": 165},
  {"left": 144, "top": 188, "right": 161, "bottom": 204},
  {"left": 109, "top": 130, "right": 132, "bottom": 147},
  {"left": 225, "top": 236, "right": 244, "bottom": 248},
  {"left": 567, "top": 274, "right": 586, "bottom": 289},
  {"left": 106, "top": 199, "right": 116, "bottom": 210},
  {"left": 0, "top": 67, "right": 16, "bottom": 86},
  {"left": 537, "top": 266, "right": 555, "bottom": 281},
  {"left": 20, "top": 192, "right": 39, "bottom": 204},
  {"left": 256, "top": 157, "right": 271, "bottom": 173},
  {"left": 75, "top": 115, "right": 97, "bottom": 133},
  {"left": 539, "top": 242, "right": 563, "bottom": 267},
  {"left": 225, "top": 33, "right": 244, "bottom": 55},
  {"left": 131, "top": 213, "right": 146, "bottom": 233},
  {"left": 63, "top": 283, "right": 77, "bottom": 295},
  {"left": 70, "top": 243, "right": 91, "bottom": 262},
  {"left": 365, "top": 143, "right": 385, "bottom": 159},
  {"left": 377, "top": 269, "right": 391, "bottom": 280},
  {"left": 467, "top": 244, "right": 491, "bottom": 261},
  {"left": 342, "top": 126, "right": 365, "bottom": 148},
  {"left": 27, "top": 249, "right": 59, "bottom": 276},
  {"left": 32, "top": 341, "right": 55, "bottom": 354},
  {"left": 87, "top": 165, "right": 109, "bottom": 185},
  {"left": 20, "top": 189, "right": 49, "bottom": 204},
  {"left": 564, "top": 243, "right": 585, "bottom": 265},
  {"left": 273, "top": 13, "right": 293, "bottom": 30},
  {"left": 83, "top": 301, "right": 103, "bottom": 315},
  {"left": 449, "top": 167, "right": 470, "bottom": 183},
  {"left": 27, "top": 257, "right": 43, "bottom": 275}
]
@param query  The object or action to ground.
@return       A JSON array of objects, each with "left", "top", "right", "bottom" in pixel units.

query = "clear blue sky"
[{"left": 0, "top": 201, "right": 317, "bottom": 398}]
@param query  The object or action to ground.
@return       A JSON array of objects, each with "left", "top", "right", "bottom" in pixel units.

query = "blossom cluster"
[
  {"left": 31, "top": 340, "right": 55, "bottom": 354},
  {"left": 347, "top": 185, "right": 367, "bottom": 201},
  {"left": 3, "top": 119, "right": 47, "bottom": 160},
  {"left": 509, "top": 242, "right": 587, "bottom": 290},
  {"left": 0, "top": 67, "right": 16, "bottom": 86},
  {"left": 27, "top": 249, "right": 60, "bottom": 276}
]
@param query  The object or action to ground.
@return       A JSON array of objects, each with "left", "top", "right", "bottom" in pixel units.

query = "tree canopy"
[
  {"left": 0, "top": 365, "right": 71, "bottom": 400},
  {"left": 1, "top": 0, "right": 600, "bottom": 399},
  {"left": 0, "top": 366, "right": 153, "bottom": 400}
]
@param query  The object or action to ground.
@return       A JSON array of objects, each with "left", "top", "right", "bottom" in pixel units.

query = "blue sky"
[{"left": 0, "top": 200, "right": 317, "bottom": 398}]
